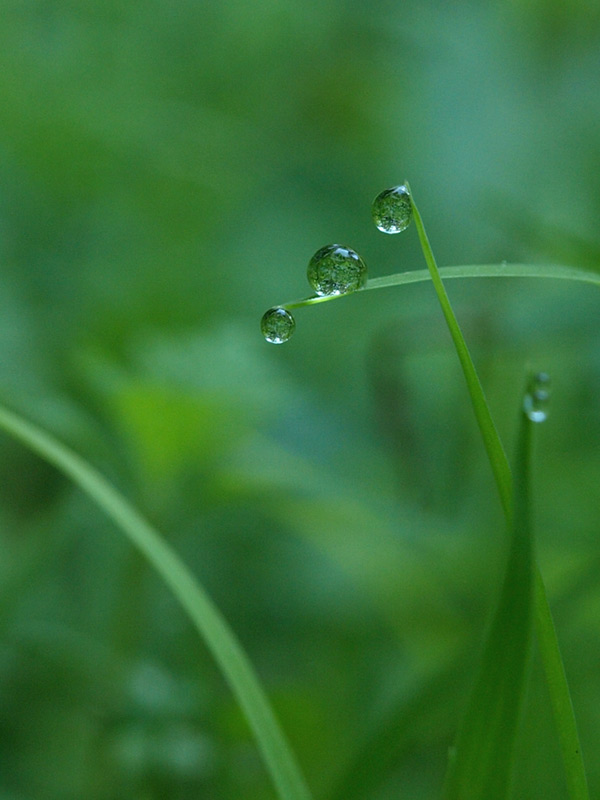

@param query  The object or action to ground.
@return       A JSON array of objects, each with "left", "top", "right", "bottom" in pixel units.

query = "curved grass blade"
[
  {"left": 409, "top": 188, "right": 589, "bottom": 799},
  {"left": 443, "top": 390, "right": 535, "bottom": 799},
  {"left": 282, "top": 262, "right": 600, "bottom": 310},
  {"left": 408, "top": 192, "right": 513, "bottom": 519},
  {"left": 0, "top": 404, "right": 313, "bottom": 800}
]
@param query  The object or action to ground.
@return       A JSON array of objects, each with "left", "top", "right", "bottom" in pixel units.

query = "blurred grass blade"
[
  {"left": 0, "top": 404, "right": 313, "bottom": 800},
  {"left": 410, "top": 188, "right": 589, "bottom": 799},
  {"left": 283, "top": 262, "right": 600, "bottom": 310},
  {"left": 443, "top": 394, "right": 535, "bottom": 799}
]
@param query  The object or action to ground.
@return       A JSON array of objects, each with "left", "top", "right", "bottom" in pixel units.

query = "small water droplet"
[
  {"left": 307, "top": 244, "right": 368, "bottom": 296},
  {"left": 523, "top": 372, "right": 551, "bottom": 422},
  {"left": 372, "top": 185, "right": 412, "bottom": 234},
  {"left": 261, "top": 307, "right": 295, "bottom": 344}
]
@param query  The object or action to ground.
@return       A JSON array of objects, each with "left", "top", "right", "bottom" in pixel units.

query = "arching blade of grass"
[
  {"left": 443, "top": 390, "right": 535, "bottom": 799},
  {"left": 282, "top": 262, "right": 600, "bottom": 310},
  {"left": 408, "top": 192, "right": 512, "bottom": 519},
  {"left": 409, "top": 188, "right": 589, "bottom": 800},
  {"left": 0, "top": 404, "right": 313, "bottom": 800}
]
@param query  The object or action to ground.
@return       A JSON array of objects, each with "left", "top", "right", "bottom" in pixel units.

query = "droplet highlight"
[
  {"left": 307, "top": 244, "right": 368, "bottom": 296},
  {"left": 261, "top": 307, "right": 295, "bottom": 344},
  {"left": 523, "top": 372, "right": 551, "bottom": 422},
  {"left": 372, "top": 185, "right": 412, "bottom": 234}
]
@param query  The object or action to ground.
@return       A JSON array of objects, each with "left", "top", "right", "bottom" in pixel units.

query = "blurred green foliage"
[{"left": 0, "top": 1, "right": 599, "bottom": 798}]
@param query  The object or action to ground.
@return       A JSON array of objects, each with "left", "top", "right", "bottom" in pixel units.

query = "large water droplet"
[
  {"left": 372, "top": 185, "right": 412, "bottom": 234},
  {"left": 307, "top": 244, "right": 368, "bottom": 296},
  {"left": 261, "top": 307, "right": 295, "bottom": 344},
  {"left": 523, "top": 372, "right": 551, "bottom": 422}
]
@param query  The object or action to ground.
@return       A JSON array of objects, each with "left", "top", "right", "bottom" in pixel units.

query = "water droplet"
[
  {"left": 261, "top": 307, "right": 295, "bottom": 344},
  {"left": 307, "top": 244, "right": 368, "bottom": 296},
  {"left": 372, "top": 185, "right": 412, "bottom": 234},
  {"left": 523, "top": 372, "right": 551, "bottom": 422}
]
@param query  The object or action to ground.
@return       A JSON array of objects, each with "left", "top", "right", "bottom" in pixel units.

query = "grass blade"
[
  {"left": 282, "top": 262, "right": 600, "bottom": 310},
  {"left": 0, "top": 404, "right": 313, "bottom": 800},
  {"left": 535, "top": 573, "right": 590, "bottom": 799},
  {"left": 443, "top": 390, "right": 535, "bottom": 799},
  {"left": 409, "top": 194, "right": 513, "bottom": 519},
  {"left": 409, "top": 187, "right": 589, "bottom": 799}
]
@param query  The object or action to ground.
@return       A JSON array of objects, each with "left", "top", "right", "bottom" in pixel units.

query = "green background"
[{"left": 1, "top": 1, "right": 599, "bottom": 798}]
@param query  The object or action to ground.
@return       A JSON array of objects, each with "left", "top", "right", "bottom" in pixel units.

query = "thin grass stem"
[
  {"left": 281, "top": 262, "right": 600, "bottom": 310},
  {"left": 408, "top": 191, "right": 512, "bottom": 520},
  {"left": 409, "top": 188, "right": 589, "bottom": 800}
]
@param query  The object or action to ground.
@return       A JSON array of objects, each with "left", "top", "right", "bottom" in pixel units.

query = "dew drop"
[
  {"left": 307, "top": 244, "right": 368, "bottom": 296},
  {"left": 372, "top": 185, "right": 412, "bottom": 234},
  {"left": 261, "top": 306, "right": 295, "bottom": 344},
  {"left": 523, "top": 372, "right": 551, "bottom": 422}
]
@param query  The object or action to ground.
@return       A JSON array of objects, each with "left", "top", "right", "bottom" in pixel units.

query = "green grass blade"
[
  {"left": 443, "top": 392, "right": 535, "bottom": 799},
  {"left": 409, "top": 188, "right": 589, "bottom": 800},
  {"left": 535, "top": 571, "right": 590, "bottom": 799},
  {"left": 282, "top": 262, "right": 600, "bottom": 310},
  {"left": 409, "top": 194, "right": 512, "bottom": 520},
  {"left": 0, "top": 404, "right": 313, "bottom": 800}
]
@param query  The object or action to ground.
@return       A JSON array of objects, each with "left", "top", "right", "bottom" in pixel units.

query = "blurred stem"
[
  {"left": 0, "top": 404, "right": 313, "bottom": 800},
  {"left": 409, "top": 187, "right": 589, "bottom": 800}
]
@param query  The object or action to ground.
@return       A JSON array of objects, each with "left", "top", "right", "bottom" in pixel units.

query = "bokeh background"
[{"left": 1, "top": 1, "right": 599, "bottom": 798}]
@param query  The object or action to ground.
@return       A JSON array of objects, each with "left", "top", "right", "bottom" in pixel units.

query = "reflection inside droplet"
[
  {"left": 307, "top": 244, "right": 368, "bottom": 296},
  {"left": 261, "top": 306, "right": 295, "bottom": 344},
  {"left": 371, "top": 185, "right": 412, "bottom": 234}
]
